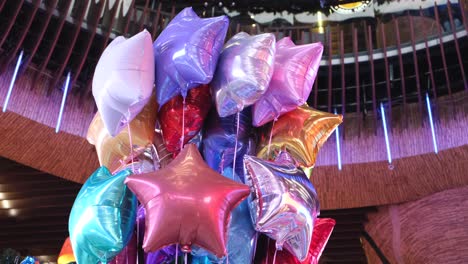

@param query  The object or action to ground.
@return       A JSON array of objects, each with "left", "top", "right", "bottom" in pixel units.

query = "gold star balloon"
[
  {"left": 124, "top": 144, "right": 250, "bottom": 257},
  {"left": 87, "top": 97, "right": 158, "bottom": 173},
  {"left": 257, "top": 104, "right": 342, "bottom": 176}
]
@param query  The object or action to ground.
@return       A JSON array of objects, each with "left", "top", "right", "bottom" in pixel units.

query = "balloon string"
[
  {"left": 266, "top": 238, "right": 270, "bottom": 264},
  {"left": 184, "top": 253, "right": 187, "bottom": 264},
  {"left": 175, "top": 244, "right": 179, "bottom": 264},
  {"left": 267, "top": 119, "right": 276, "bottom": 157},
  {"left": 272, "top": 248, "right": 278, "bottom": 264},
  {"left": 127, "top": 119, "right": 135, "bottom": 174},
  {"left": 232, "top": 111, "right": 240, "bottom": 178},
  {"left": 180, "top": 97, "right": 186, "bottom": 152}
]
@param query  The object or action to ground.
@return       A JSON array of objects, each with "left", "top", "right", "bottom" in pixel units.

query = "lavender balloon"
[
  {"left": 252, "top": 37, "right": 323, "bottom": 127},
  {"left": 211, "top": 32, "right": 276, "bottom": 117},
  {"left": 153, "top": 7, "right": 229, "bottom": 107}
]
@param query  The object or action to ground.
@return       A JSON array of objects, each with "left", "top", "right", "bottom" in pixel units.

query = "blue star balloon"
[
  {"left": 153, "top": 7, "right": 229, "bottom": 107},
  {"left": 197, "top": 109, "right": 258, "bottom": 263},
  {"left": 69, "top": 167, "right": 137, "bottom": 264}
]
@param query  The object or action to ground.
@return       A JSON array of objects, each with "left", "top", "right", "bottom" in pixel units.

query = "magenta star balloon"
[
  {"left": 252, "top": 37, "right": 323, "bottom": 127},
  {"left": 211, "top": 32, "right": 276, "bottom": 117},
  {"left": 153, "top": 7, "right": 229, "bottom": 107}
]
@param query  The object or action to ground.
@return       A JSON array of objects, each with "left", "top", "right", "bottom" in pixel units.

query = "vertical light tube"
[
  {"left": 380, "top": 102, "right": 392, "bottom": 164},
  {"left": 334, "top": 109, "right": 342, "bottom": 170},
  {"left": 2, "top": 50, "right": 24, "bottom": 112},
  {"left": 55, "top": 72, "right": 71, "bottom": 133},
  {"left": 426, "top": 93, "right": 438, "bottom": 153}
]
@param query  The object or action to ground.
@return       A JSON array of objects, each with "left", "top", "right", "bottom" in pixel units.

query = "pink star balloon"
[
  {"left": 124, "top": 144, "right": 250, "bottom": 258},
  {"left": 252, "top": 37, "right": 323, "bottom": 127}
]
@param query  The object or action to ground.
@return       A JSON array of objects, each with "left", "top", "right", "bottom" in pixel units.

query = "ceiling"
[{"left": 0, "top": 156, "right": 376, "bottom": 262}]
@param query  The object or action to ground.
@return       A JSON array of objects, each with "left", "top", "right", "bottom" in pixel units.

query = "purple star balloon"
[
  {"left": 252, "top": 37, "right": 323, "bottom": 127},
  {"left": 211, "top": 32, "right": 276, "bottom": 117},
  {"left": 153, "top": 7, "right": 229, "bottom": 107}
]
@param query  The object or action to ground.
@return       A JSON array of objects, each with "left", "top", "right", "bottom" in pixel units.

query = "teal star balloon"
[{"left": 69, "top": 167, "right": 137, "bottom": 264}]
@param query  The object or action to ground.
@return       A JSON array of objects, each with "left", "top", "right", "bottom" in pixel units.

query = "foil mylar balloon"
[
  {"left": 137, "top": 206, "right": 181, "bottom": 263},
  {"left": 259, "top": 218, "right": 336, "bottom": 264},
  {"left": 252, "top": 37, "right": 323, "bottom": 127},
  {"left": 93, "top": 30, "right": 154, "bottom": 136},
  {"left": 191, "top": 167, "right": 257, "bottom": 264},
  {"left": 69, "top": 167, "right": 137, "bottom": 264},
  {"left": 211, "top": 32, "right": 276, "bottom": 117},
  {"left": 202, "top": 107, "right": 255, "bottom": 179},
  {"left": 124, "top": 144, "right": 250, "bottom": 257},
  {"left": 153, "top": 7, "right": 228, "bottom": 107},
  {"left": 159, "top": 84, "right": 211, "bottom": 156},
  {"left": 20, "top": 256, "right": 36, "bottom": 264},
  {"left": 257, "top": 104, "right": 342, "bottom": 176},
  {"left": 244, "top": 153, "right": 319, "bottom": 261},
  {"left": 87, "top": 98, "right": 158, "bottom": 173},
  {"left": 58, "top": 237, "right": 76, "bottom": 264},
  {"left": 109, "top": 234, "right": 137, "bottom": 264}
]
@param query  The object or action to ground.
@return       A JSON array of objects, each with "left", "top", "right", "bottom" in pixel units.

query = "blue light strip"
[
  {"left": 426, "top": 93, "right": 438, "bottom": 153},
  {"left": 2, "top": 50, "right": 24, "bottom": 112},
  {"left": 334, "top": 109, "right": 342, "bottom": 170},
  {"left": 55, "top": 72, "right": 71, "bottom": 133},
  {"left": 380, "top": 103, "right": 392, "bottom": 164}
]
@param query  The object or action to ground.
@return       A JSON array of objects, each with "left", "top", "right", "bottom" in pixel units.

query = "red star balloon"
[
  {"left": 124, "top": 144, "right": 250, "bottom": 258},
  {"left": 158, "top": 84, "right": 211, "bottom": 156},
  {"left": 259, "top": 218, "right": 336, "bottom": 264}
]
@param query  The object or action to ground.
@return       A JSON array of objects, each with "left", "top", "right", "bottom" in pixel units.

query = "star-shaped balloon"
[
  {"left": 259, "top": 218, "right": 336, "bottom": 264},
  {"left": 257, "top": 104, "right": 342, "bottom": 176},
  {"left": 57, "top": 238, "right": 76, "bottom": 264},
  {"left": 244, "top": 153, "right": 319, "bottom": 261},
  {"left": 159, "top": 84, "right": 212, "bottom": 156},
  {"left": 124, "top": 144, "right": 250, "bottom": 257},
  {"left": 211, "top": 32, "right": 276, "bottom": 117},
  {"left": 93, "top": 30, "right": 154, "bottom": 136},
  {"left": 252, "top": 37, "right": 323, "bottom": 127},
  {"left": 154, "top": 7, "right": 229, "bottom": 107},
  {"left": 69, "top": 167, "right": 137, "bottom": 264},
  {"left": 87, "top": 97, "right": 158, "bottom": 173}
]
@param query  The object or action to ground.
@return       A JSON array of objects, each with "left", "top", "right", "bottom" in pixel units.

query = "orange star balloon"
[
  {"left": 257, "top": 104, "right": 342, "bottom": 176},
  {"left": 124, "top": 144, "right": 250, "bottom": 257},
  {"left": 57, "top": 237, "right": 75, "bottom": 264},
  {"left": 87, "top": 98, "right": 158, "bottom": 173}
]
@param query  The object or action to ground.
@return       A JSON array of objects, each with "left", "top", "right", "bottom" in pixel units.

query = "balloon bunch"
[{"left": 68, "top": 6, "right": 342, "bottom": 264}]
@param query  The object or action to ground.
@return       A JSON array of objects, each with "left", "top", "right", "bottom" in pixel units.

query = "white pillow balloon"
[{"left": 93, "top": 29, "right": 154, "bottom": 136}]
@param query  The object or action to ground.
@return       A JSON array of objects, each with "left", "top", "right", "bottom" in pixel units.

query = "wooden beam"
[
  {"left": 447, "top": 0, "right": 467, "bottom": 90},
  {"left": 367, "top": 23, "right": 378, "bottom": 133},
  {"left": 393, "top": 15, "right": 407, "bottom": 129},
  {"left": 20, "top": 0, "right": 58, "bottom": 73},
  {"left": 48, "top": 0, "right": 90, "bottom": 94},
  {"left": 70, "top": 0, "right": 106, "bottom": 91},
  {"left": 33, "top": 0, "right": 73, "bottom": 86},
  {"left": 408, "top": 12, "right": 423, "bottom": 118},
  {"left": 0, "top": 0, "right": 24, "bottom": 48},
  {"left": 0, "top": 0, "right": 40, "bottom": 74},
  {"left": 352, "top": 23, "right": 361, "bottom": 134},
  {"left": 433, "top": 2, "right": 452, "bottom": 96},
  {"left": 379, "top": 20, "right": 392, "bottom": 128}
]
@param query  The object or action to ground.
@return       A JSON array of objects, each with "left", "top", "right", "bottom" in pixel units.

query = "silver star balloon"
[
  {"left": 243, "top": 152, "right": 319, "bottom": 261},
  {"left": 212, "top": 32, "right": 276, "bottom": 117}
]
